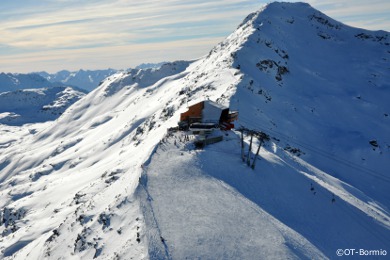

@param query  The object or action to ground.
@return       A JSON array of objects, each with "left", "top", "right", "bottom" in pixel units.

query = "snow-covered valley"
[{"left": 0, "top": 2, "right": 389, "bottom": 259}]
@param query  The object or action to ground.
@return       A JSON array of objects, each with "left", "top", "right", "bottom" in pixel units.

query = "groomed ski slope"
[{"left": 139, "top": 131, "right": 389, "bottom": 259}]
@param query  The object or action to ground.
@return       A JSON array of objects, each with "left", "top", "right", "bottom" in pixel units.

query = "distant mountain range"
[
  {"left": 135, "top": 62, "right": 168, "bottom": 70},
  {"left": 38, "top": 69, "right": 118, "bottom": 92},
  {"left": 0, "top": 70, "right": 109, "bottom": 94},
  {"left": 0, "top": 72, "right": 62, "bottom": 92},
  {"left": 1, "top": 63, "right": 169, "bottom": 93},
  {"left": 38, "top": 64, "right": 170, "bottom": 91}
]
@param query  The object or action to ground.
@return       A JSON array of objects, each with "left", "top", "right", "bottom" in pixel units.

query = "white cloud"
[
  {"left": 0, "top": 0, "right": 389, "bottom": 73},
  {"left": 0, "top": 37, "right": 222, "bottom": 73}
]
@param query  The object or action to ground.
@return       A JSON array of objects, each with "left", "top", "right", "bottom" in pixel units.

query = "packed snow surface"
[{"left": 0, "top": 2, "right": 389, "bottom": 259}]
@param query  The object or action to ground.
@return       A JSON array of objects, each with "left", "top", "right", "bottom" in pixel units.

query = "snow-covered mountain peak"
[
  {"left": 208, "top": 1, "right": 390, "bottom": 156},
  {"left": 212, "top": 1, "right": 389, "bottom": 70}
]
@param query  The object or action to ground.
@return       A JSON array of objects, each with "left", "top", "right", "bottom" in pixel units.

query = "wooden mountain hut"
[{"left": 179, "top": 100, "right": 238, "bottom": 130}]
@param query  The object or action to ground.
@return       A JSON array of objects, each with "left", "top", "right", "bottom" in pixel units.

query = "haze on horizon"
[{"left": 1, "top": 0, "right": 389, "bottom": 73}]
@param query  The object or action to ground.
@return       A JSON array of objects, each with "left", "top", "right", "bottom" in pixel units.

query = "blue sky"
[{"left": 1, "top": 0, "right": 389, "bottom": 73}]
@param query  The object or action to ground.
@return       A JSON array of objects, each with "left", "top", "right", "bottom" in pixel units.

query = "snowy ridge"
[
  {"left": 102, "top": 61, "right": 191, "bottom": 96},
  {"left": 0, "top": 2, "right": 389, "bottom": 259}
]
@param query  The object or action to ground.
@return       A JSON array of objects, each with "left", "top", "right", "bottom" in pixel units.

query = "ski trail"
[{"left": 137, "top": 168, "right": 172, "bottom": 260}]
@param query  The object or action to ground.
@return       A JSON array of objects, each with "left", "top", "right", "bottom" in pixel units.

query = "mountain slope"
[
  {"left": 228, "top": 2, "right": 390, "bottom": 210},
  {"left": 0, "top": 2, "right": 389, "bottom": 259},
  {"left": 0, "top": 87, "right": 86, "bottom": 126},
  {"left": 0, "top": 61, "right": 194, "bottom": 259}
]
